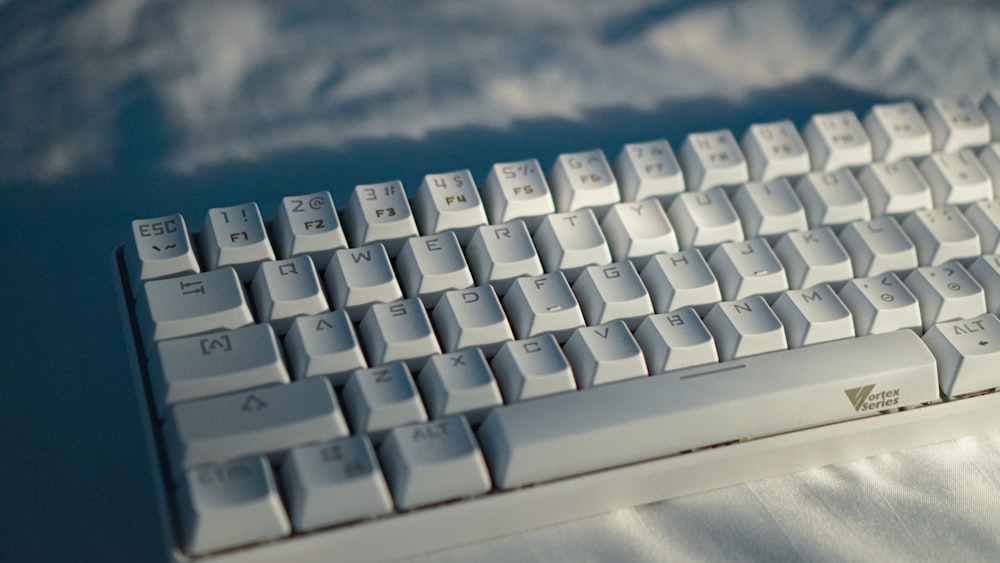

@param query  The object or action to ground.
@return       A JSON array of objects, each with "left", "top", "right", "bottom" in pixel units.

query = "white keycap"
[
  {"left": 272, "top": 191, "right": 348, "bottom": 266},
  {"left": 678, "top": 129, "right": 749, "bottom": 191},
  {"left": 802, "top": 110, "right": 872, "bottom": 171},
  {"left": 919, "top": 149, "right": 993, "bottom": 207},
  {"left": 634, "top": 308, "right": 719, "bottom": 374},
  {"left": 342, "top": 181, "right": 418, "bottom": 257},
  {"left": 502, "top": 272, "right": 585, "bottom": 343},
  {"left": 982, "top": 91, "right": 1000, "bottom": 142},
  {"left": 572, "top": 261, "right": 654, "bottom": 330},
  {"left": 250, "top": 256, "right": 329, "bottom": 335},
  {"left": 969, "top": 254, "right": 1000, "bottom": 314},
  {"left": 395, "top": 232, "right": 474, "bottom": 307},
  {"left": 464, "top": 221, "right": 544, "bottom": 295},
  {"left": 795, "top": 169, "right": 871, "bottom": 229},
  {"left": 200, "top": 202, "right": 276, "bottom": 282},
  {"left": 280, "top": 437, "right": 393, "bottom": 532},
  {"left": 707, "top": 238, "right": 788, "bottom": 302},
  {"left": 730, "top": 178, "right": 807, "bottom": 242},
  {"left": 163, "top": 377, "right": 349, "bottom": 475},
  {"left": 341, "top": 363, "right": 428, "bottom": 443},
  {"left": 149, "top": 324, "right": 290, "bottom": 415},
  {"left": 855, "top": 159, "right": 933, "bottom": 217},
  {"left": 901, "top": 207, "right": 981, "bottom": 266},
  {"left": 482, "top": 159, "right": 556, "bottom": 230},
  {"left": 378, "top": 416, "right": 491, "bottom": 510},
  {"left": 838, "top": 273, "right": 921, "bottom": 335},
  {"left": 490, "top": 334, "right": 576, "bottom": 402},
  {"left": 127, "top": 213, "right": 200, "bottom": 294},
  {"left": 417, "top": 348, "right": 503, "bottom": 425},
  {"left": 177, "top": 456, "right": 290, "bottom": 555},
  {"left": 862, "top": 102, "right": 933, "bottom": 162},
  {"left": 564, "top": 321, "right": 647, "bottom": 388},
  {"left": 323, "top": 243, "right": 403, "bottom": 322},
  {"left": 431, "top": 286, "right": 514, "bottom": 357},
  {"left": 284, "top": 310, "right": 367, "bottom": 386},
  {"left": 639, "top": 249, "right": 721, "bottom": 315},
  {"left": 477, "top": 330, "right": 938, "bottom": 490},
  {"left": 837, "top": 216, "right": 918, "bottom": 277},
  {"left": 533, "top": 209, "right": 612, "bottom": 282},
  {"left": 359, "top": 298, "right": 442, "bottom": 372},
  {"left": 924, "top": 313, "right": 1000, "bottom": 397},
  {"left": 740, "top": 120, "right": 811, "bottom": 181},
  {"left": 135, "top": 268, "right": 254, "bottom": 352},
  {"left": 666, "top": 187, "right": 744, "bottom": 250},
  {"left": 771, "top": 284, "right": 855, "bottom": 348},
  {"left": 412, "top": 169, "right": 488, "bottom": 244},
  {"left": 613, "top": 139, "right": 685, "bottom": 202},
  {"left": 548, "top": 149, "right": 621, "bottom": 215},
  {"left": 773, "top": 227, "right": 854, "bottom": 290},
  {"left": 904, "top": 263, "right": 986, "bottom": 331},
  {"left": 978, "top": 144, "right": 1000, "bottom": 198},
  {"left": 923, "top": 95, "right": 991, "bottom": 152},
  {"left": 600, "top": 199, "right": 679, "bottom": 267},
  {"left": 703, "top": 295, "right": 787, "bottom": 361}
]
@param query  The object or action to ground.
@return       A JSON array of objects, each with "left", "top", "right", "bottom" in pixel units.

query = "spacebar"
[{"left": 477, "top": 330, "right": 940, "bottom": 490}]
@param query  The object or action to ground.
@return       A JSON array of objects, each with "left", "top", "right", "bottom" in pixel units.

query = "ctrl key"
[{"left": 177, "top": 456, "right": 290, "bottom": 556}]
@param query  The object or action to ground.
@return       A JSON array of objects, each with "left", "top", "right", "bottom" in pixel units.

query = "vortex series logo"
[{"left": 844, "top": 384, "right": 901, "bottom": 412}]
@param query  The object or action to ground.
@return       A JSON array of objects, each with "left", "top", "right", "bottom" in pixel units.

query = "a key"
[
  {"left": 771, "top": 284, "right": 855, "bottom": 348},
  {"left": 341, "top": 363, "right": 428, "bottom": 444},
  {"left": 965, "top": 200, "right": 1000, "bottom": 254},
  {"left": 135, "top": 268, "right": 254, "bottom": 352},
  {"left": 901, "top": 207, "right": 981, "bottom": 266},
  {"left": 323, "top": 243, "right": 403, "bottom": 322},
  {"left": 279, "top": 436, "right": 393, "bottom": 532},
  {"left": 802, "top": 110, "right": 872, "bottom": 171},
  {"left": 773, "top": 227, "right": 854, "bottom": 290},
  {"left": 548, "top": 149, "right": 621, "bottom": 215},
  {"left": 613, "top": 139, "right": 686, "bottom": 202},
  {"left": 838, "top": 273, "right": 921, "bottom": 335},
  {"left": 703, "top": 295, "right": 787, "bottom": 361},
  {"left": 416, "top": 348, "right": 503, "bottom": 425},
  {"left": 969, "top": 254, "right": 1000, "bottom": 314},
  {"left": 862, "top": 102, "right": 933, "bottom": 162},
  {"left": 855, "top": 160, "right": 933, "bottom": 217},
  {"left": 149, "top": 324, "right": 290, "bottom": 415},
  {"left": 678, "top": 129, "right": 749, "bottom": 191},
  {"left": 707, "top": 238, "right": 788, "bottom": 302},
  {"left": 563, "top": 321, "right": 648, "bottom": 388},
  {"left": 431, "top": 285, "right": 514, "bottom": 357},
  {"left": 904, "top": 263, "right": 986, "bottom": 331},
  {"left": 600, "top": 199, "right": 679, "bottom": 267},
  {"left": 411, "top": 169, "right": 488, "bottom": 244},
  {"left": 919, "top": 149, "right": 993, "bottom": 207},
  {"left": 342, "top": 181, "right": 418, "bottom": 257},
  {"left": 639, "top": 249, "right": 721, "bottom": 315},
  {"left": 482, "top": 159, "right": 556, "bottom": 230},
  {"left": 126, "top": 213, "right": 200, "bottom": 294},
  {"left": 924, "top": 313, "right": 1000, "bottom": 397},
  {"left": 532, "top": 209, "right": 612, "bottom": 282},
  {"left": 272, "top": 191, "right": 348, "bottom": 266},
  {"left": 250, "top": 256, "right": 329, "bottom": 335},
  {"left": 490, "top": 334, "right": 576, "bottom": 402},
  {"left": 394, "top": 232, "right": 474, "bottom": 307},
  {"left": 666, "top": 187, "right": 744, "bottom": 250},
  {"left": 378, "top": 416, "right": 492, "bottom": 510},
  {"left": 729, "top": 178, "right": 807, "bottom": 242},
  {"left": 795, "top": 169, "right": 871, "bottom": 229},
  {"left": 176, "top": 456, "right": 290, "bottom": 555},
  {"left": 572, "top": 261, "right": 654, "bottom": 330},
  {"left": 502, "top": 272, "right": 585, "bottom": 343},
  {"left": 740, "top": 120, "right": 811, "bottom": 181},
  {"left": 464, "top": 221, "right": 544, "bottom": 296},
  {"left": 358, "top": 298, "right": 442, "bottom": 372},
  {"left": 837, "top": 216, "right": 918, "bottom": 277},
  {"left": 633, "top": 308, "right": 719, "bottom": 374},
  {"left": 200, "top": 203, "right": 276, "bottom": 282},
  {"left": 923, "top": 95, "right": 991, "bottom": 152},
  {"left": 283, "top": 310, "right": 367, "bottom": 386}
]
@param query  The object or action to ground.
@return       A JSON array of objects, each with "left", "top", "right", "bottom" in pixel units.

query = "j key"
[
  {"left": 342, "top": 181, "right": 419, "bottom": 257},
  {"left": 613, "top": 139, "right": 686, "bottom": 202},
  {"left": 272, "top": 191, "right": 348, "bottom": 266},
  {"left": 127, "top": 213, "right": 200, "bottom": 294},
  {"left": 200, "top": 202, "right": 276, "bottom": 282},
  {"left": 707, "top": 238, "right": 788, "bottom": 302}
]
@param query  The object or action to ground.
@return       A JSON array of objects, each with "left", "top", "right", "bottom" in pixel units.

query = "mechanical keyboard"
[{"left": 114, "top": 92, "right": 1000, "bottom": 562}]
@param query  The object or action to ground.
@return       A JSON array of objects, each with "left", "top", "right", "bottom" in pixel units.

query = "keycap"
[
  {"left": 771, "top": 284, "right": 855, "bottom": 348},
  {"left": 837, "top": 216, "right": 918, "bottom": 277},
  {"left": 200, "top": 202, "right": 276, "bottom": 282},
  {"left": 502, "top": 272, "right": 585, "bottom": 343},
  {"left": 323, "top": 243, "right": 403, "bottom": 322},
  {"left": 903, "top": 263, "right": 986, "bottom": 331},
  {"left": 411, "top": 169, "right": 488, "bottom": 244},
  {"left": 613, "top": 139, "right": 685, "bottom": 202},
  {"left": 678, "top": 129, "right": 749, "bottom": 191},
  {"left": 980, "top": 144, "right": 1000, "bottom": 197},
  {"left": 272, "top": 191, "right": 348, "bottom": 266},
  {"left": 923, "top": 313, "right": 1000, "bottom": 397},
  {"left": 572, "top": 261, "right": 654, "bottom": 330},
  {"left": 341, "top": 363, "right": 428, "bottom": 443},
  {"left": 135, "top": 268, "right": 254, "bottom": 352},
  {"left": 163, "top": 377, "right": 349, "bottom": 476},
  {"left": 965, "top": 199, "right": 1000, "bottom": 253},
  {"left": 633, "top": 308, "right": 718, "bottom": 374},
  {"left": 901, "top": 207, "right": 981, "bottom": 266},
  {"left": 923, "top": 95, "right": 991, "bottom": 152},
  {"left": 773, "top": 227, "right": 854, "bottom": 290},
  {"left": 795, "top": 169, "right": 871, "bottom": 229},
  {"left": 969, "top": 254, "right": 1000, "bottom": 314},
  {"left": 855, "top": 159, "right": 933, "bottom": 217},
  {"left": 378, "top": 416, "right": 492, "bottom": 510},
  {"left": 982, "top": 91, "right": 1000, "bottom": 142},
  {"left": 729, "top": 178, "right": 807, "bottom": 242},
  {"left": 149, "top": 323, "right": 290, "bottom": 415},
  {"left": 416, "top": 348, "right": 503, "bottom": 425},
  {"left": 666, "top": 187, "right": 744, "bottom": 250},
  {"left": 283, "top": 310, "right": 367, "bottom": 386},
  {"left": 358, "top": 298, "right": 442, "bottom": 371},
  {"left": 740, "top": 120, "right": 811, "bottom": 181},
  {"left": 342, "top": 181, "right": 419, "bottom": 257},
  {"left": 563, "top": 321, "right": 648, "bottom": 388},
  {"left": 919, "top": 149, "right": 993, "bottom": 207},
  {"left": 395, "top": 232, "right": 474, "bottom": 307},
  {"left": 477, "top": 329, "right": 939, "bottom": 490},
  {"left": 126, "top": 213, "right": 199, "bottom": 294},
  {"left": 482, "top": 159, "right": 556, "bottom": 230},
  {"left": 280, "top": 437, "right": 393, "bottom": 532},
  {"left": 548, "top": 149, "right": 620, "bottom": 215},
  {"left": 177, "top": 456, "right": 290, "bottom": 555},
  {"left": 532, "top": 209, "right": 612, "bottom": 282},
  {"left": 802, "top": 110, "right": 872, "bottom": 171},
  {"left": 464, "top": 221, "right": 544, "bottom": 295},
  {"left": 707, "top": 238, "right": 788, "bottom": 302},
  {"left": 862, "top": 101, "right": 933, "bottom": 162},
  {"left": 490, "top": 334, "right": 576, "bottom": 402},
  {"left": 431, "top": 285, "right": 514, "bottom": 357},
  {"left": 250, "top": 256, "right": 329, "bottom": 335},
  {"left": 838, "top": 273, "right": 921, "bottom": 335},
  {"left": 639, "top": 249, "right": 721, "bottom": 315},
  {"left": 703, "top": 295, "right": 787, "bottom": 360},
  {"left": 600, "top": 199, "right": 679, "bottom": 267}
]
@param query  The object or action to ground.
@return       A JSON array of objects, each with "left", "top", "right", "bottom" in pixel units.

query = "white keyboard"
[{"left": 114, "top": 93, "right": 1000, "bottom": 562}]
